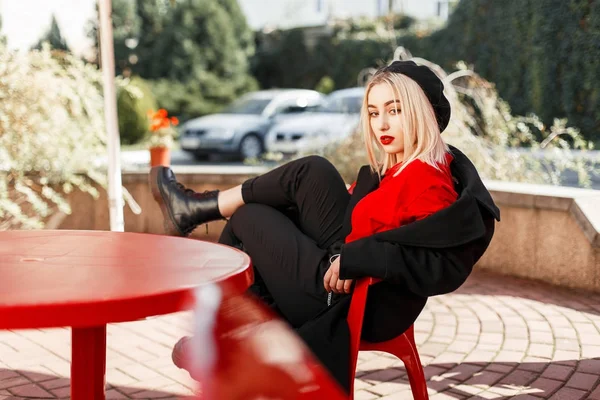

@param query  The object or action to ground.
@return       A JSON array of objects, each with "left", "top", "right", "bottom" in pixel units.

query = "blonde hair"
[{"left": 360, "top": 70, "right": 450, "bottom": 178}]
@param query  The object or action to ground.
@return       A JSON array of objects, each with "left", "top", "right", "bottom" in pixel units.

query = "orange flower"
[{"left": 147, "top": 109, "right": 178, "bottom": 132}]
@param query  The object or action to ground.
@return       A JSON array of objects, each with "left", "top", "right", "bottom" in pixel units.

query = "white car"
[{"left": 265, "top": 87, "right": 364, "bottom": 156}]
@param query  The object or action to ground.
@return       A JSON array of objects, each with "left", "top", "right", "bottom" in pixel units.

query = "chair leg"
[
  {"left": 399, "top": 347, "right": 429, "bottom": 400},
  {"left": 348, "top": 371, "right": 355, "bottom": 400}
]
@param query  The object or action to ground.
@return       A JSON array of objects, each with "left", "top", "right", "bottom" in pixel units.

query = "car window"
[
  {"left": 317, "top": 95, "right": 363, "bottom": 114},
  {"left": 274, "top": 97, "right": 321, "bottom": 115},
  {"left": 278, "top": 104, "right": 319, "bottom": 114},
  {"left": 222, "top": 97, "right": 273, "bottom": 115}
]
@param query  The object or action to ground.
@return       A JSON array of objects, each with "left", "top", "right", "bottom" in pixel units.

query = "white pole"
[{"left": 98, "top": 0, "right": 125, "bottom": 232}]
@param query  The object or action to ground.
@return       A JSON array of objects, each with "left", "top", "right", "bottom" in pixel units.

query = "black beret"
[{"left": 379, "top": 60, "right": 451, "bottom": 133}]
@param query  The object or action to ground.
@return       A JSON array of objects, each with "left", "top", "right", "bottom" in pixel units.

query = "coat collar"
[
  {"left": 341, "top": 146, "right": 500, "bottom": 248},
  {"left": 448, "top": 145, "right": 500, "bottom": 222}
]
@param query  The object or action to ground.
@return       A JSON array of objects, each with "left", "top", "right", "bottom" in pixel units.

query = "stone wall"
[
  {"left": 58, "top": 166, "right": 270, "bottom": 243},
  {"left": 479, "top": 181, "right": 600, "bottom": 292},
  {"left": 58, "top": 168, "right": 600, "bottom": 292}
]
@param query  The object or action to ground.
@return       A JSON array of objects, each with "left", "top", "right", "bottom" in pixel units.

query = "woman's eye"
[
  {"left": 389, "top": 108, "right": 399, "bottom": 115},
  {"left": 369, "top": 112, "right": 378, "bottom": 117}
]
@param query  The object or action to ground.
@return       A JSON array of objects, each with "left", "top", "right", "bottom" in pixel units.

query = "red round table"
[{"left": 0, "top": 230, "right": 253, "bottom": 400}]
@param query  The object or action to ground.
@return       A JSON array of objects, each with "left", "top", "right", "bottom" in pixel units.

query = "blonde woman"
[{"left": 150, "top": 60, "right": 500, "bottom": 392}]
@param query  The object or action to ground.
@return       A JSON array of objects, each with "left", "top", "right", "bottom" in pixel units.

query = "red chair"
[
  {"left": 187, "top": 282, "right": 347, "bottom": 400},
  {"left": 347, "top": 278, "right": 429, "bottom": 400}
]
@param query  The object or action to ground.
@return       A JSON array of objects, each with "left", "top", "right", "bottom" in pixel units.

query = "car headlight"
[
  {"left": 266, "top": 130, "right": 278, "bottom": 145},
  {"left": 311, "top": 129, "right": 329, "bottom": 138},
  {"left": 205, "top": 128, "right": 236, "bottom": 139}
]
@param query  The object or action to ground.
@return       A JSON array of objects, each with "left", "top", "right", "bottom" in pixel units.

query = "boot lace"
[{"left": 175, "top": 182, "right": 214, "bottom": 199}]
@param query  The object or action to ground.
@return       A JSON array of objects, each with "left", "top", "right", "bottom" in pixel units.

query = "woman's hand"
[{"left": 324, "top": 256, "right": 353, "bottom": 294}]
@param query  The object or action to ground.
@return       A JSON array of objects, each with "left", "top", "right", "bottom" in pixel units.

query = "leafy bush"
[
  {"left": 403, "top": 0, "right": 600, "bottom": 144},
  {"left": 294, "top": 49, "right": 599, "bottom": 188},
  {"left": 252, "top": 1, "right": 600, "bottom": 142},
  {"left": 117, "top": 76, "right": 157, "bottom": 145},
  {"left": 150, "top": 77, "right": 255, "bottom": 123},
  {"left": 251, "top": 12, "right": 425, "bottom": 93},
  {"left": 0, "top": 45, "right": 107, "bottom": 229}
]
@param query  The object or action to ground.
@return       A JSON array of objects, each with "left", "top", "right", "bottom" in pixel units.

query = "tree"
[
  {"left": 167, "top": 0, "right": 245, "bottom": 79},
  {"left": 88, "top": 0, "right": 258, "bottom": 119},
  {"left": 219, "top": 0, "right": 255, "bottom": 59},
  {"left": 86, "top": 0, "right": 140, "bottom": 75},
  {"left": 137, "top": 0, "right": 258, "bottom": 119},
  {"left": 32, "top": 15, "right": 70, "bottom": 52},
  {"left": 134, "top": 0, "right": 175, "bottom": 79}
]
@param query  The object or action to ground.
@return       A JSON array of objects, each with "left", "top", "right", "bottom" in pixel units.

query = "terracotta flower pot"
[{"left": 150, "top": 146, "right": 171, "bottom": 167}]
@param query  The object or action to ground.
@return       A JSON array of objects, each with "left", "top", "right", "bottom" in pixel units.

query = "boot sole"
[
  {"left": 149, "top": 166, "right": 187, "bottom": 237},
  {"left": 171, "top": 336, "right": 191, "bottom": 370}
]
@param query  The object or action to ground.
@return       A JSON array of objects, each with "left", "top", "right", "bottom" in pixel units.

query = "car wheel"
[
  {"left": 239, "top": 134, "right": 263, "bottom": 160},
  {"left": 193, "top": 153, "right": 210, "bottom": 161}
]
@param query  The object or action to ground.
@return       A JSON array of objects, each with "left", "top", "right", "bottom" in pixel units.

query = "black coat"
[{"left": 296, "top": 146, "right": 501, "bottom": 392}]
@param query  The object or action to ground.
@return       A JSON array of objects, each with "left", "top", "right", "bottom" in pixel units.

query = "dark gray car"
[{"left": 179, "top": 89, "right": 324, "bottom": 161}]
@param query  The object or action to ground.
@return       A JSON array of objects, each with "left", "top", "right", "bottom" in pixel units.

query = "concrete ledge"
[
  {"left": 121, "top": 165, "right": 271, "bottom": 185},
  {"left": 479, "top": 180, "right": 600, "bottom": 292},
  {"left": 60, "top": 167, "right": 267, "bottom": 243},
  {"left": 485, "top": 180, "right": 600, "bottom": 247},
  {"left": 573, "top": 196, "right": 600, "bottom": 248}
]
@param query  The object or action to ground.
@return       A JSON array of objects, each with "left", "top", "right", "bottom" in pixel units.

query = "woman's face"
[{"left": 367, "top": 83, "right": 405, "bottom": 158}]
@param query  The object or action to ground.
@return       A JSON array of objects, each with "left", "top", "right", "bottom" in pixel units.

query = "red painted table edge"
[{"left": 0, "top": 230, "right": 254, "bottom": 330}]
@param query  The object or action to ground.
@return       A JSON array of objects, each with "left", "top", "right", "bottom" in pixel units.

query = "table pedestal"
[{"left": 71, "top": 325, "right": 107, "bottom": 400}]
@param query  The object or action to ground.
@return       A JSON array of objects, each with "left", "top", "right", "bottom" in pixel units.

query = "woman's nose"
[{"left": 379, "top": 117, "right": 389, "bottom": 132}]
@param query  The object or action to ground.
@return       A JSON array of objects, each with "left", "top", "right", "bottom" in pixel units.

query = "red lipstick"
[{"left": 380, "top": 135, "right": 395, "bottom": 145}]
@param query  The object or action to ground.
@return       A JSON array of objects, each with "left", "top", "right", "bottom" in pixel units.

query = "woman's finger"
[
  {"left": 323, "top": 267, "right": 332, "bottom": 292},
  {"left": 326, "top": 269, "right": 337, "bottom": 293},
  {"left": 343, "top": 279, "right": 353, "bottom": 294},
  {"left": 335, "top": 278, "right": 345, "bottom": 294},
  {"left": 329, "top": 276, "right": 338, "bottom": 293},
  {"left": 328, "top": 271, "right": 340, "bottom": 293}
]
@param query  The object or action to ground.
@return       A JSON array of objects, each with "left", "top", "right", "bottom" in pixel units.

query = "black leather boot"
[{"left": 149, "top": 166, "right": 223, "bottom": 236}]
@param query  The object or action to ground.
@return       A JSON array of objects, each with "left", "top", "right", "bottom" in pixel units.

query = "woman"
[{"left": 150, "top": 60, "right": 501, "bottom": 392}]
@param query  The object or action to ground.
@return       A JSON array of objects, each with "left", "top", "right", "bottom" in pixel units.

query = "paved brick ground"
[{"left": 2, "top": 269, "right": 600, "bottom": 399}]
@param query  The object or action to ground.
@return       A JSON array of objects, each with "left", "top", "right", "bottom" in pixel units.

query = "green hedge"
[
  {"left": 252, "top": 27, "right": 393, "bottom": 91},
  {"left": 251, "top": 0, "right": 600, "bottom": 142},
  {"left": 411, "top": 0, "right": 600, "bottom": 143}
]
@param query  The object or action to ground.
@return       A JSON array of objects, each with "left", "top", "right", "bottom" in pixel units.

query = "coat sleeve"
[{"left": 339, "top": 216, "right": 495, "bottom": 297}]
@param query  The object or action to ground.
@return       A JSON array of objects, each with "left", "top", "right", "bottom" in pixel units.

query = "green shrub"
[
  {"left": 296, "top": 55, "right": 599, "bottom": 188},
  {"left": 117, "top": 76, "right": 157, "bottom": 145},
  {"left": 396, "top": 0, "right": 600, "bottom": 142},
  {"left": 251, "top": 1, "right": 600, "bottom": 141}
]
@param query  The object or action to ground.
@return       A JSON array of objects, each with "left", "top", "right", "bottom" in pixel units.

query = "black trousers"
[{"left": 218, "top": 155, "right": 351, "bottom": 328}]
